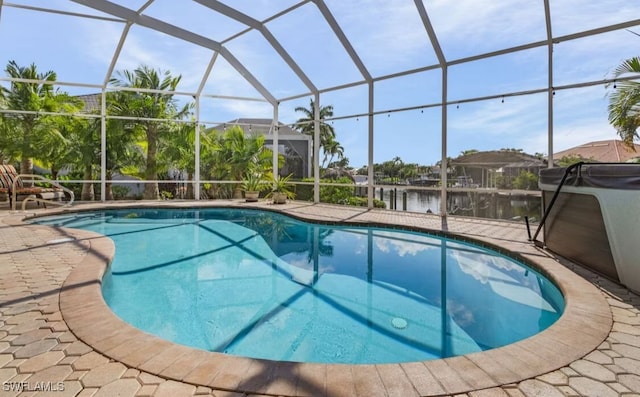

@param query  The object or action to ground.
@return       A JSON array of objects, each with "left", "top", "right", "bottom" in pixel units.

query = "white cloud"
[
  {"left": 74, "top": 18, "right": 214, "bottom": 92},
  {"left": 115, "top": 30, "right": 214, "bottom": 92},
  {"left": 73, "top": 20, "right": 124, "bottom": 79},
  {"left": 522, "top": 117, "right": 617, "bottom": 155},
  {"left": 549, "top": 0, "right": 640, "bottom": 36},
  {"left": 425, "top": 0, "right": 546, "bottom": 58},
  {"left": 323, "top": 0, "right": 438, "bottom": 74},
  {"left": 548, "top": 87, "right": 616, "bottom": 152},
  {"left": 553, "top": 30, "right": 639, "bottom": 88},
  {"left": 451, "top": 94, "right": 547, "bottom": 139},
  {"left": 373, "top": 231, "right": 437, "bottom": 257}
]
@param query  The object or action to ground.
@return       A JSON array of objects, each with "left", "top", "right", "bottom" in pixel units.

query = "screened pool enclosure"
[{"left": 0, "top": 0, "right": 639, "bottom": 218}]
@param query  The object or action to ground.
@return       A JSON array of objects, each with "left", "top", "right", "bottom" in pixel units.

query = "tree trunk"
[
  {"left": 233, "top": 185, "right": 243, "bottom": 199},
  {"left": 20, "top": 158, "right": 33, "bottom": 187},
  {"left": 207, "top": 184, "right": 218, "bottom": 199},
  {"left": 105, "top": 182, "right": 113, "bottom": 201},
  {"left": 105, "top": 170, "right": 114, "bottom": 201},
  {"left": 186, "top": 172, "right": 194, "bottom": 199},
  {"left": 81, "top": 167, "right": 94, "bottom": 201},
  {"left": 144, "top": 130, "right": 159, "bottom": 200}
]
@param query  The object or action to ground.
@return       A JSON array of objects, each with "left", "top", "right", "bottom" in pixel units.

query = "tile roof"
[
  {"left": 211, "top": 118, "right": 306, "bottom": 138},
  {"left": 451, "top": 150, "right": 546, "bottom": 168},
  {"left": 74, "top": 93, "right": 101, "bottom": 113},
  {"left": 554, "top": 139, "right": 640, "bottom": 163}
]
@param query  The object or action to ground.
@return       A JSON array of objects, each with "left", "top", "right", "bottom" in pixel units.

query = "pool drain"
[{"left": 391, "top": 317, "right": 408, "bottom": 329}]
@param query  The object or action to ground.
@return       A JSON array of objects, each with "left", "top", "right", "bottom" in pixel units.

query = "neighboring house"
[
  {"left": 353, "top": 175, "right": 368, "bottom": 185},
  {"left": 211, "top": 118, "right": 312, "bottom": 178},
  {"left": 75, "top": 93, "right": 101, "bottom": 113},
  {"left": 553, "top": 139, "right": 640, "bottom": 163},
  {"left": 451, "top": 150, "right": 548, "bottom": 189},
  {"left": 409, "top": 167, "right": 443, "bottom": 187}
]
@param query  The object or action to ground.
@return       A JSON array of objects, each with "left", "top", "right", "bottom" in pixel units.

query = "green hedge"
[{"left": 297, "top": 177, "right": 385, "bottom": 208}]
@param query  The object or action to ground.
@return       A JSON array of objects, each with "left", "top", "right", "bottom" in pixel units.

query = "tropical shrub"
[
  {"left": 346, "top": 196, "right": 386, "bottom": 208},
  {"left": 297, "top": 177, "right": 352, "bottom": 203},
  {"left": 296, "top": 177, "right": 384, "bottom": 208},
  {"left": 111, "top": 185, "right": 130, "bottom": 200},
  {"left": 202, "top": 126, "right": 275, "bottom": 199},
  {"left": 512, "top": 170, "right": 538, "bottom": 190}
]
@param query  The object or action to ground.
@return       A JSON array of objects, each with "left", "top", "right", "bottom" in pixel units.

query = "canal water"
[{"left": 374, "top": 188, "right": 542, "bottom": 221}]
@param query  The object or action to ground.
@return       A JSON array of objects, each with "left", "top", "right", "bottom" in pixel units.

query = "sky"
[{"left": 1, "top": 0, "right": 639, "bottom": 168}]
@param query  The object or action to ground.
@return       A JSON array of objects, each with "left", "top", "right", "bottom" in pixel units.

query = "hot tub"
[{"left": 539, "top": 163, "right": 640, "bottom": 293}]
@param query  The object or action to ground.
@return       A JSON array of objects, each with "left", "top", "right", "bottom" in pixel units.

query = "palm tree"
[
  {"left": 608, "top": 56, "right": 640, "bottom": 149},
  {"left": 322, "top": 137, "right": 344, "bottom": 168},
  {"left": 109, "top": 65, "right": 191, "bottom": 199},
  {"left": 205, "top": 126, "right": 273, "bottom": 198},
  {"left": 104, "top": 119, "right": 145, "bottom": 201},
  {"left": 103, "top": 90, "right": 150, "bottom": 200},
  {"left": 295, "top": 99, "right": 335, "bottom": 170},
  {"left": 399, "top": 163, "right": 418, "bottom": 182},
  {"left": 0, "top": 61, "right": 57, "bottom": 178},
  {"left": 0, "top": 121, "right": 7, "bottom": 165},
  {"left": 72, "top": 117, "right": 101, "bottom": 201},
  {"left": 35, "top": 93, "right": 89, "bottom": 181},
  {"left": 0, "top": 88, "right": 7, "bottom": 163},
  {"left": 390, "top": 156, "right": 404, "bottom": 183},
  {"left": 328, "top": 157, "right": 349, "bottom": 169},
  {"left": 162, "top": 122, "right": 197, "bottom": 199}
]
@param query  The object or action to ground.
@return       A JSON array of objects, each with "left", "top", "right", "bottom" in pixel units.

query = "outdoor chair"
[{"left": 0, "top": 164, "right": 67, "bottom": 208}]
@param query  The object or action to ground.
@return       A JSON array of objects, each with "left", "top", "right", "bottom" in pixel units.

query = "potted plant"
[
  {"left": 267, "top": 173, "right": 295, "bottom": 204},
  {"left": 241, "top": 170, "right": 266, "bottom": 202}
]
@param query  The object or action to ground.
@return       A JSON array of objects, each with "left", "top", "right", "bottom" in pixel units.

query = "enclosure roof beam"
[
  {"left": 71, "top": 0, "right": 278, "bottom": 105},
  {"left": 311, "top": 0, "right": 371, "bottom": 83},
  {"left": 194, "top": 0, "right": 318, "bottom": 94},
  {"left": 414, "top": 0, "right": 446, "bottom": 67},
  {"left": 1, "top": 2, "right": 124, "bottom": 22}
]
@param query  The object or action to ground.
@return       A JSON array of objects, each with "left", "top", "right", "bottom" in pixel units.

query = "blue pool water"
[{"left": 35, "top": 208, "right": 564, "bottom": 364}]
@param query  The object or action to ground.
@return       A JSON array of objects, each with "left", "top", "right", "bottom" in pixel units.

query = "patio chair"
[{"left": 0, "top": 164, "right": 69, "bottom": 209}]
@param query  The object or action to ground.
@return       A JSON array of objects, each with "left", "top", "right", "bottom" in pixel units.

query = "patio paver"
[{"left": 0, "top": 200, "right": 638, "bottom": 396}]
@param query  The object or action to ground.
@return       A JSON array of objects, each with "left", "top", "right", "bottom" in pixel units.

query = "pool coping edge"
[{"left": 24, "top": 201, "right": 612, "bottom": 397}]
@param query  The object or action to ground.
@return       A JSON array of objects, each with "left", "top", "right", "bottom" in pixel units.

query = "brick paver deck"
[{"left": 1, "top": 200, "right": 639, "bottom": 397}]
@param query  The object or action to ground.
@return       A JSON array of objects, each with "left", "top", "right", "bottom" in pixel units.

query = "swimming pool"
[{"left": 35, "top": 208, "right": 564, "bottom": 364}]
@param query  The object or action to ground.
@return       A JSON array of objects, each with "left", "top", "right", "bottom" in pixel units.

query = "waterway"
[{"left": 374, "top": 188, "right": 542, "bottom": 221}]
